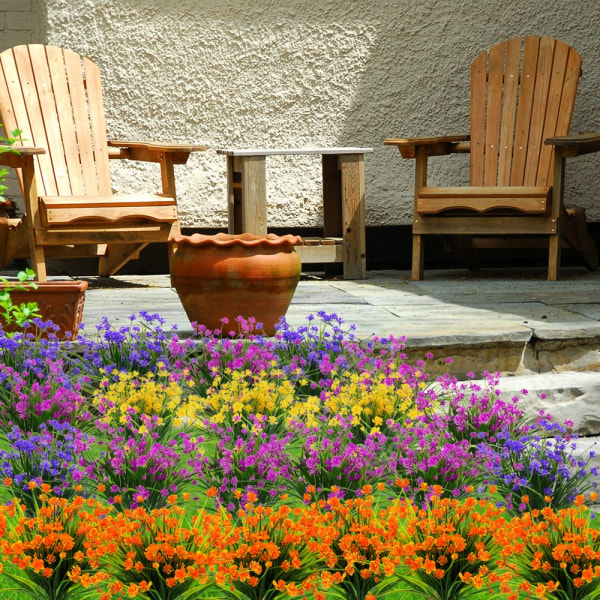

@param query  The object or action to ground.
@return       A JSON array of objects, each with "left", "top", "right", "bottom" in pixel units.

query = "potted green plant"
[
  {"left": 0, "top": 267, "right": 88, "bottom": 340},
  {"left": 0, "top": 267, "right": 41, "bottom": 331}
]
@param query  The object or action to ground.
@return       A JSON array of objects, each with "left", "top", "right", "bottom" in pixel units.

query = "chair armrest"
[
  {"left": 384, "top": 135, "right": 470, "bottom": 159},
  {"left": 0, "top": 145, "right": 46, "bottom": 167},
  {"left": 107, "top": 140, "right": 207, "bottom": 164},
  {"left": 544, "top": 132, "right": 600, "bottom": 157}
]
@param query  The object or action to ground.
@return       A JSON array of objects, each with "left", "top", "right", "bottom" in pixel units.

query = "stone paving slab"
[
  {"left": 286, "top": 303, "right": 407, "bottom": 339},
  {"left": 385, "top": 303, "right": 532, "bottom": 345},
  {"left": 476, "top": 302, "right": 600, "bottom": 340},
  {"left": 81, "top": 287, "right": 193, "bottom": 333},
  {"left": 74, "top": 268, "right": 600, "bottom": 378},
  {"left": 289, "top": 282, "right": 365, "bottom": 304},
  {"left": 328, "top": 272, "right": 600, "bottom": 310},
  {"left": 567, "top": 304, "right": 600, "bottom": 320}
]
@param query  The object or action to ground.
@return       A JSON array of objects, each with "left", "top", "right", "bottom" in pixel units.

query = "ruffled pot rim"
[{"left": 170, "top": 232, "right": 303, "bottom": 249}]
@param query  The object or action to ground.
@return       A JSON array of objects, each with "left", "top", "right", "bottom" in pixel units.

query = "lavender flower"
[
  {"left": 291, "top": 420, "right": 389, "bottom": 502},
  {"left": 0, "top": 366, "right": 91, "bottom": 432},
  {"left": 81, "top": 415, "right": 208, "bottom": 509},
  {"left": 73, "top": 312, "right": 176, "bottom": 389},
  {"left": 478, "top": 412, "right": 598, "bottom": 512},
  {"left": 0, "top": 420, "right": 92, "bottom": 513},
  {"left": 203, "top": 424, "right": 295, "bottom": 511}
]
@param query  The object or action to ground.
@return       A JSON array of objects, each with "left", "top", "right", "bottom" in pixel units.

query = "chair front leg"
[
  {"left": 21, "top": 155, "right": 47, "bottom": 281},
  {"left": 548, "top": 150, "right": 566, "bottom": 281},
  {"left": 411, "top": 146, "right": 428, "bottom": 280}
]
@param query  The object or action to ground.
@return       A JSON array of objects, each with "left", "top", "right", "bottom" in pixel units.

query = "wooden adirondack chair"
[
  {"left": 0, "top": 44, "right": 206, "bottom": 281},
  {"left": 385, "top": 36, "right": 600, "bottom": 280}
]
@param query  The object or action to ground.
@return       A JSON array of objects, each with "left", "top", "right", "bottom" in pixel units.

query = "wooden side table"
[{"left": 216, "top": 147, "right": 373, "bottom": 279}]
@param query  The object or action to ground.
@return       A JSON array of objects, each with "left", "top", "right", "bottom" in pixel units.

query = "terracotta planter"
[
  {"left": 0, "top": 280, "right": 88, "bottom": 340},
  {"left": 169, "top": 233, "right": 303, "bottom": 335}
]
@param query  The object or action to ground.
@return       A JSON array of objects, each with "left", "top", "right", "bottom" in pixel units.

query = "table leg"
[
  {"left": 229, "top": 155, "right": 267, "bottom": 235},
  {"left": 338, "top": 154, "right": 367, "bottom": 279},
  {"left": 226, "top": 155, "right": 238, "bottom": 233},
  {"left": 322, "top": 154, "right": 342, "bottom": 238}
]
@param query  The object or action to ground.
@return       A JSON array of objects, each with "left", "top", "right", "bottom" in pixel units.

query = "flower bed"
[{"left": 0, "top": 312, "right": 598, "bottom": 600}]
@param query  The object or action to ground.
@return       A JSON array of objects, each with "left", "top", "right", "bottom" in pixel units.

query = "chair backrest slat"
[
  {"left": 482, "top": 41, "right": 505, "bottom": 185},
  {"left": 533, "top": 40, "right": 569, "bottom": 186},
  {"left": 82, "top": 56, "right": 112, "bottom": 194},
  {"left": 496, "top": 37, "right": 521, "bottom": 185},
  {"left": 522, "top": 36, "right": 555, "bottom": 186},
  {"left": 28, "top": 44, "right": 73, "bottom": 196},
  {"left": 62, "top": 49, "right": 102, "bottom": 194},
  {"left": 539, "top": 45, "right": 581, "bottom": 185},
  {"left": 0, "top": 44, "right": 112, "bottom": 198},
  {"left": 44, "top": 45, "right": 85, "bottom": 195},
  {"left": 470, "top": 52, "right": 487, "bottom": 186},
  {"left": 508, "top": 37, "right": 540, "bottom": 186},
  {"left": 0, "top": 46, "right": 58, "bottom": 196},
  {"left": 470, "top": 36, "right": 581, "bottom": 188}
]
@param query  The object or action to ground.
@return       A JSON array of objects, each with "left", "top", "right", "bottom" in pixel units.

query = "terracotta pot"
[
  {"left": 0, "top": 280, "right": 88, "bottom": 340},
  {"left": 169, "top": 232, "right": 303, "bottom": 335}
]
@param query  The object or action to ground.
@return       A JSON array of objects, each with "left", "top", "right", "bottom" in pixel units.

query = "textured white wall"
[{"left": 35, "top": 0, "right": 600, "bottom": 227}]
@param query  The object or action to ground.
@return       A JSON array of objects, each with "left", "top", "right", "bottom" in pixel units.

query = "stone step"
[
  {"left": 466, "top": 371, "right": 600, "bottom": 436},
  {"left": 455, "top": 373, "right": 600, "bottom": 488},
  {"left": 402, "top": 334, "right": 600, "bottom": 380}
]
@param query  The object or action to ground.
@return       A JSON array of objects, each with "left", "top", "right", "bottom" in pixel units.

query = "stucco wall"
[{"left": 14, "top": 1, "right": 600, "bottom": 227}]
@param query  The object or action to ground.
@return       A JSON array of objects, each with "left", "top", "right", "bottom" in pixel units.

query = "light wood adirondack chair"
[
  {"left": 0, "top": 44, "right": 206, "bottom": 281},
  {"left": 385, "top": 36, "right": 600, "bottom": 280}
]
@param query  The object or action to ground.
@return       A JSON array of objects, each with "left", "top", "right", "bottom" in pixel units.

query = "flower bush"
[
  {"left": 0, "top": 420, "right": 91, "bottom": 513},
  {"left": 0, "top": 311, "right": 597, "bottom": 600},
  {"left": 0, "top": 493, "right": 110, "bottom": 600}
]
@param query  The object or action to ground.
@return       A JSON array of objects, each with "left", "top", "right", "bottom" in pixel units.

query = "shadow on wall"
[{"left": 334, "top": 1, "right": 600, "bottom": 230}]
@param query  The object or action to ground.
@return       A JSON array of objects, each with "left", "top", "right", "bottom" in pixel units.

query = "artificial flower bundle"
[{"left": 0, "top": 311, "right": 598, "bottom": 600}]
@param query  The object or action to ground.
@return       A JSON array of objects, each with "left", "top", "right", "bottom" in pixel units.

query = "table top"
[{"left": 216, "top": 147, "right": 374, "bottom": 157}]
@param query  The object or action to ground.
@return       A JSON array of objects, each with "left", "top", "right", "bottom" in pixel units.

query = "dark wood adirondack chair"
[
  {"left": 385, "top": 36, "right": 600, "bottom": 280},
  {"left": 0, "top": 44, "right": 206, "bottom": 281}
]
